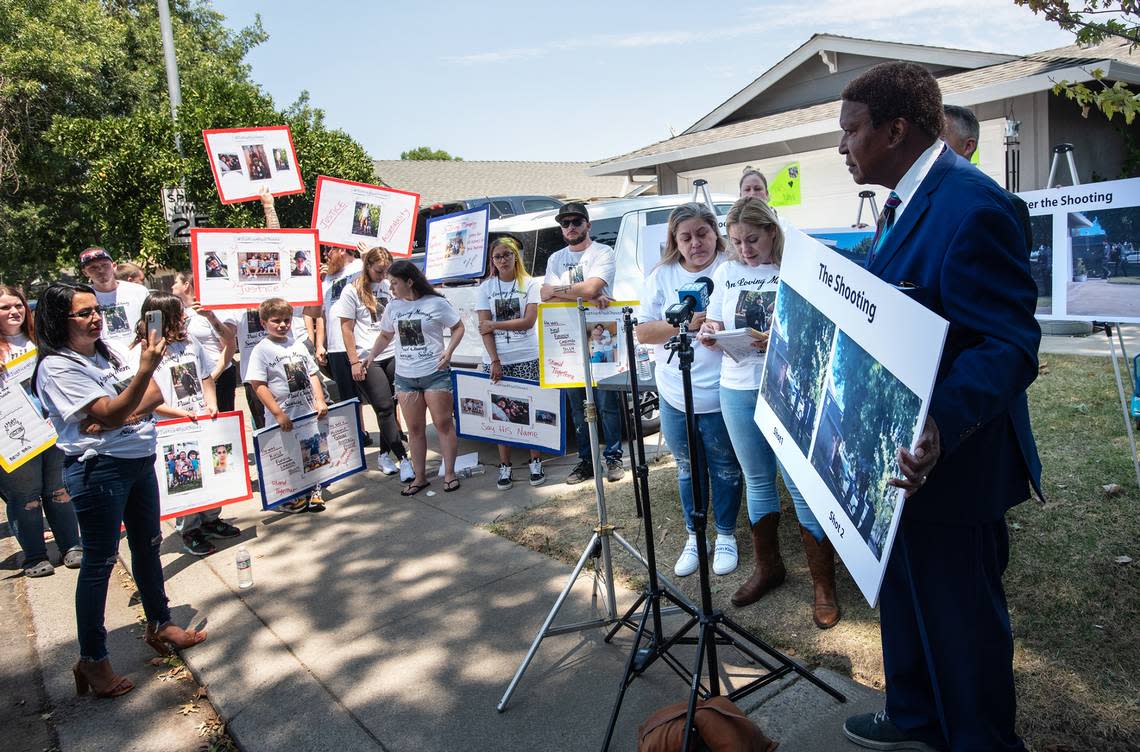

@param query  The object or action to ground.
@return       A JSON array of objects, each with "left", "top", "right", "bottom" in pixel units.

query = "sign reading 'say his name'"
[
  {"left": 202, "top": 126, "right": 304, "bottom": 205},
  {"left": 452, "top": 370, "right": 566, "bottom": 455},
  {"left": 311, "top": 176, "right": 420, "bottom": 256},
  {"left": 191, "top": 228, "right": 321, "bottom": 310},
  {"left": 754, "top": 227, "right": 947, "bottom": 607}
]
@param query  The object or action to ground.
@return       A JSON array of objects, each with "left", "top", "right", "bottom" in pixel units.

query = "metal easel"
[{"left": 853, "top": 190, "right": 880, "bottom": 228}]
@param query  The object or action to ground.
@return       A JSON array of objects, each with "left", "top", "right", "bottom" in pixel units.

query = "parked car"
[{"left": 412, "top": 195, "right": 564, "bottom": 252}]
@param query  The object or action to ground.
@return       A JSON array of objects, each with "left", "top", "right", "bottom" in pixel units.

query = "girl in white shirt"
[
  {"left": 475, "top": 237, "right": 544, "bottom": 489},
  {"left": 635, "top": 202, "right": 743, "bottom": 579},
  {"left": 699, "top": 197, "right": 838, "bottom": 629},
  {"left": 365, "top": 261, "right": 464, "bottom": 495}
]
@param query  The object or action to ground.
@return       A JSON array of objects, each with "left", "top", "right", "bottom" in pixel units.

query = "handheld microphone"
[{"left": 666, "top": 276, "right": 715, "bottom": 326}]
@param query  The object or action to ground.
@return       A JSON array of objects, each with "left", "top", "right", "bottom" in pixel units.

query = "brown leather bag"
[{"left": 637, "top": 696, "right": 779, "bottom": 752}]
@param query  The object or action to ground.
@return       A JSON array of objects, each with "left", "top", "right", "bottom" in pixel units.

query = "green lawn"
[{"left": 489, "top": 353, "right": 1138, "bottom": 752}]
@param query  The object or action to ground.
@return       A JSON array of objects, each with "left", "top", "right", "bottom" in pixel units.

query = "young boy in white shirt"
[{"left": 245, "top": 298, "right": 329, "bottom": 513}]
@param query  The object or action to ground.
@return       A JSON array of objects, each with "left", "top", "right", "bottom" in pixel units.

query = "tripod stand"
[{"left": 600, "top": 318, "right": 845, "bottom": 752}]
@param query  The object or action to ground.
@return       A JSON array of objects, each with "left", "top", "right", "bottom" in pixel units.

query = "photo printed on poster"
[
  {"left": 1018, "top": 176, "right": 1140, "bottom": 323},
  {"left": 424, "top": 206, "right": 489, "bottom": 282},
  {"left": 537, "top": 301, "right": 639, "bottom": 388},
  {"left": 311, "top": 176, "right": 420, "bottom": 256},
  {"left": 452, "top": 370, "right": 566, "bottom": 454},
  {"left": 153, "top": 412, "right": 252, "bottom": 520},
  {"left": 202, "top": 126, "right": 304, "bottom": 204},
  {"left": 191, "top": 228, "right": 321, "bottom": 310},
  {"left": 754, "top": 227, "right": 947, "bottom": 606}
]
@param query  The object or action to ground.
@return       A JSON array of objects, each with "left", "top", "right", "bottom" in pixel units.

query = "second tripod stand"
[{"left": 600, "top": 310, "right": 845, "bottom": 752}]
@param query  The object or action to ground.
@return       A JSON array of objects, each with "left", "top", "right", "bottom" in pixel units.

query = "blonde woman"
[
  {"left": 334, "top": 246, "right": 412, "bottom": 480},
  {"left": 476, "top": 237, "right": 544, "bottom": 489},
  {"left": 739, "top": 168, "right": 770, "bottom": 202}
]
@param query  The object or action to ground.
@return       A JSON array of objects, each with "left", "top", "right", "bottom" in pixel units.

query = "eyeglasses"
[
  {"left": 559, "top": 218, "right": 586, "bottom": 229},
  {"left": 491, "top": 254, "right": 514, "bottom": 261},
  {"left": 68, "top": 306, "right": 105, "bottom": 319}
]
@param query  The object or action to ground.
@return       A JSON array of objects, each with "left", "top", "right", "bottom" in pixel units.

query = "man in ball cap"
[{"left": 79, "top": 247, "right": 150, "bottom": 347}]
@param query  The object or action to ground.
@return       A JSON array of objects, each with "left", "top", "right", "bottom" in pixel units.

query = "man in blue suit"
[{"left": 837, "top": 62, "right": 1043, "bottom": 751}]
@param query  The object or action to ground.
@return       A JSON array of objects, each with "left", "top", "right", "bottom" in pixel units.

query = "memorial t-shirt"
[
  {"left": 379, "top": 295, "right": 461, "bottom": 378},
  {"left": 331, "top": 281, "right": 393, "bottom": 361},
  {"left": 35, "top": 343, "right": 155, "bottom": 457},
  {"left": 237, "top": 306, "right": 309, "bottom": 380},
  {"left": 542, "top": 242, "right": 616, "bottom": 295},
  {"left": 641, "top": 256, "right": 725, "bottom": 414},
  {"left": 244, "top": 334, "right": 319, "bottom": 427},
  {"left": 708, "top": 261, "right": 780, "bottom": 391},
  {"left": 321, "top": 258, "right": 363, "bottom": 354},
  {"left": 186, "top": 308, "right": 239, "bottom": 375},
  {"left": 475, "top": 276, "right": 541, "bottom": 365},
  {"left": 129, "top": 338, "right": 212, "bottom": 415},
  {"left": 95, "top": 281, "right": 149, "bottom": 347}
]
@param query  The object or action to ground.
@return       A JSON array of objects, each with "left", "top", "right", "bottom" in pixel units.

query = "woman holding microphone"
[
  {"left": 635, "top": 203, "right": 743, "bottom": 578},
  {"left": 699, "top": 197, "right": 839, "bottom": 629}
]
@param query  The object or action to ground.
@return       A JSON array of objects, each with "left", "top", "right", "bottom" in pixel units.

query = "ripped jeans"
[
  {"left": 659, "top": 400, "right": 743, "bottom": 536},
  {"left": 64, "top": 454, "right": 171, "bottom": 662},
  {"left": 0, "top": 446, "right": 80, "bottom": 566}
]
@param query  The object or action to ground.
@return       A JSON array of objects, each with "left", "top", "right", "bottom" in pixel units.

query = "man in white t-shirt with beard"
[
  {"left": 79, "top": 247, "right": 150, "bottom": 348},
  {"left": 541, "top": 202, "right": 625, "bottom": 484}
]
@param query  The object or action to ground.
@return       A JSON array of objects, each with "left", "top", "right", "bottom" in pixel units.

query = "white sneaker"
[
  {"left": 376, "top": 453, "right": 398, "bottom": 475},
  {"left": 674, "top": 534, "right": 700, "bottom": 577},
  {"left": 528, "top": 458, "right": 545, "bottom": 486},
  {"left": 398, "top": 458, "right": 415, "bottom": 483},
  {"left": 496, "top": 463, "right": 513, "bottom": 490},
  {"left": 712, "top": 534, "right": 738, "bottom": 576}
]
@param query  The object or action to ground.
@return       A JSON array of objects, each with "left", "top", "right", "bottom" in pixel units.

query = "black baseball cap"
[
  {"left": 79, "top": 247, "right": 114, "bottom": 267},
  {"left": 554, "top": 202, "right": 589, "bottom": 223}
]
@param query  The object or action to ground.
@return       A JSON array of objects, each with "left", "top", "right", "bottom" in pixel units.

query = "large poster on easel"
[
  {"left": 154, "top": 412, "right": 253, "bottom": 521},
  {"left": 537, "top": 301, "right": 639, "bottom": 388},
  {"left": 1019, "top": 176, "right": 1140, "bottom": 323},
  {"left": 754, "top": 228, "right": 947, "bottom": 606},
  {"left": 311, "top": 176, "right": 420, "bottom": 256},
  {"left": 452, "top": 370, "right": 566, "bottom": 454}
]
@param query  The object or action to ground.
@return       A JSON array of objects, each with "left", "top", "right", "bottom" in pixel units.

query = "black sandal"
[
  {"left": 401, "top": 481, "right": 430, "bottom": 496},
  {"left": 444, "top": 478, "right": 461, "bottom": 493}
]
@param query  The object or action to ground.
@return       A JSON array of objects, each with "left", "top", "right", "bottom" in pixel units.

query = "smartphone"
[{"left": 145, "top": 310, "right": 163, "bottom": 342}]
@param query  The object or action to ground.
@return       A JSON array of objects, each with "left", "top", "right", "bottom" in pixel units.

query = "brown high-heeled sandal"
[
  {"left": 73, "top": 659, "right": 134, "bottom": 698},
  {"left": 144, "top": 622, "right": 208, "bottom": 657}
]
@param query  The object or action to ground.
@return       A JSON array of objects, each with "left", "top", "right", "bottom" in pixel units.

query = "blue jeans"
[
  {"left": 659, "top": 400, "right": 742, "bottom": 536},
  {"left": 719, "top": 386, "right": 824, "bottom": 540},
  {"left": 0, "top": 447, "right": 80, "bottom": 566},
  {"left": 567, "top": 388, "right": 622, "bottom": 462},
  {"left": 64, "top": 455, "right": 171, "bottom": 661}
]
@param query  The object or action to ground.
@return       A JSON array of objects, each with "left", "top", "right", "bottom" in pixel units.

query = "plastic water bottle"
[
  {"left": 636, "top": 345, "right": 652, "bottom": 382},
  {"left": 236, "top": 547, "right": 253, "bottom": 590},
  {"left": 457, "top": 464, "right": 486, "bottom": 479}
]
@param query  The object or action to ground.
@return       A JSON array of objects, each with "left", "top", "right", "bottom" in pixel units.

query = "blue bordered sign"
[
  {"left": 451, "top": 369, "right": 566, "bottom": 455},
  {"left": 424, "top": 205, "right": 490, "bottom": 284}
]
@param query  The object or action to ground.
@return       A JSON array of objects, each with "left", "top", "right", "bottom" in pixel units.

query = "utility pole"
[{"left": 156, "top": 0, "right": 183, "bottom": 156}]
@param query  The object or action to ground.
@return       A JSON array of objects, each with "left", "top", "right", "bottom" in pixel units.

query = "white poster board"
[
  {"left": 252, "top": 399, "right": 365, "bottom": 509},
  {"left": 0, "top": 349, "right": 56, "bottom": 472},
  {"left": 1018, "top": 176, "right": 1140, "bottom": 323},
  {"left": 311, "top": 176, "right": 420, "bottom": 256},
  {"left": 452, "top": 370, "right": 566, "bottom": 454},
  {"left": 754, "top": 228, "right": 947, "bottom": 606},
  {"left": 191, "top": 228, "right": 321, "bottom": 310},
  {"left": 202, "top": 126, "right": 304, "bottom": 205},
  {"left": 537, "top": 301, "right": 639, "bottom": 388},
  {"left": 154, "top": 412, "right": 253, "bottom": 521},
  {"left": 424, "top": 206, "right": 489, "bottom": 283}
]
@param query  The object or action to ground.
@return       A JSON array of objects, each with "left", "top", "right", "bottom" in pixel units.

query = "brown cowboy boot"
[
  {"left": 730, "top": 513, "right": 786, "bottom": 607},
  {"left": 799, "top": 525, "right": 841, "bottom": 629}
]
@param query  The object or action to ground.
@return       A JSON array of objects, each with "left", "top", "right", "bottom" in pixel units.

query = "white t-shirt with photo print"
[
  {"left": 475, "top": 276, "right": 541, "bottom": 365},
  {"left": 244, "top": 334, "right": 319, "bottom": 427},
  {"left": 128, "top": 338, "right": 212, "bottom": 415},
  {"left": 641, "top": 256, "right": 726, "bottom": 414},
  {"left": 321, "top": 258, "right": 363, "bottom": 354},
  {"left": 95, "top": 281, "right": 149, "bottom": 347},
  {"left": 542, "top": 241, "right": 616, "bottom": 295},
  {"left": 236, "top": 306, "right": 309, "bottom": 381},
  {"left": 708, "top": 261, "right": 781, "bottom": 391},
  {"left": 35, "top": 343, "right": 154, "bottom": 458},
  {"left": 331, "top": 280, "right": 393, "bottom": 362},
  {"left": 378, "top": 295, "right": 461, "bottom": 378}
]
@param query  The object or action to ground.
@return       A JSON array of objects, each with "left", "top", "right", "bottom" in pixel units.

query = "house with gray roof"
[{"left": 586, "top": 34, "right": 1140, "bottom": 228}]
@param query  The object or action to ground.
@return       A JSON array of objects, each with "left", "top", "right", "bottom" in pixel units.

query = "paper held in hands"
[{"left": 707, "top": 327, "right": 768, "bottom": 363}]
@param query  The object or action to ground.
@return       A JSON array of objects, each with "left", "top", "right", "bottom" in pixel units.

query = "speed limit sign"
[{"left": 161, "top": 186, "right": 206, "bottom": 245}]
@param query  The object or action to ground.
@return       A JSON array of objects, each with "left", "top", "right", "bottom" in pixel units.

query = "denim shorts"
[{"left": 394, "top": 368, "right": 453, "bottom": 394}]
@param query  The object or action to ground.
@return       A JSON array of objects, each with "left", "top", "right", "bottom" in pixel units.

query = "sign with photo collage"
[
  {"left": 311, "top": 176, "right": 420, "bottom": 256},
  {"left": 191, "top": 228, "right": 322, "bottom": 310},
  {"left": 202, "top": 126, "right": 304, "bottom": 205},
  {"left": 452, "top": 370, "right": 565, "bottom": 455},
  {"left": 154, "top": 412, "right": 252, "bottom": 520}
]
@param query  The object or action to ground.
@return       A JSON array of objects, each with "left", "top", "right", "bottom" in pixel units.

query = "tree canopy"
[
  {"left": 0, "top": 0, "right": 373, "bottom": 289},
  {"left": 400, "top": 146, "right": 462, "bottom": 161}
]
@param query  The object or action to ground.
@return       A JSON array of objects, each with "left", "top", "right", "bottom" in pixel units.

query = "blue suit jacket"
[{"left": 869, "top": 147, "right": 1043, "bottom": 524}]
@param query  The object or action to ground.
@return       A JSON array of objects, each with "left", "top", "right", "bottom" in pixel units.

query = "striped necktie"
[{"left": 867, "top": 191, "right": 901, "bottom": 268}]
